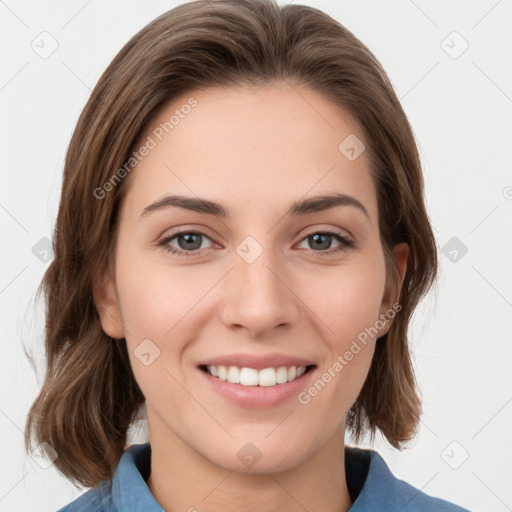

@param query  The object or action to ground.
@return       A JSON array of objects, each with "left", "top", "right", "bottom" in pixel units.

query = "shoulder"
[
  {"left": 56, "top": 481, "right": 112, "bottom": 511},
  {"left": 346, "top": 446, "right": 472, "bottom": 511},
  {"left": 55, "top": 443, "right": 162, "bottom": 512}
]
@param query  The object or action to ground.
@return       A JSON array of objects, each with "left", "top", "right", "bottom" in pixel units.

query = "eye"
[
  {"left": 296, "top": 228, "right": 355, "bottom": 255},
  {"left": 158, "top": 231, "right": 215, "bottom": 256}
]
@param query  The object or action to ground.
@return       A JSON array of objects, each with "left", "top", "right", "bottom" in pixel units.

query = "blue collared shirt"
[{"left": 58, "top": 443, "right": 471, "bottom": 511}]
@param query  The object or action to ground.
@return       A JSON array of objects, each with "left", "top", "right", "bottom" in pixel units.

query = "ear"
[
  {"left": 377, "top": 242, "right": 409, "bottom": 337},
  {"left": 93, "top": 271, "right": 125, "bottom": 339}
]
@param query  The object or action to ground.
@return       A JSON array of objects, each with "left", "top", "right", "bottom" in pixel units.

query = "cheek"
[
  {"left": 115, "top": 246, "right": 205, "bottom": 338},
  {"left": 114, "top": 251, "right": 220, "bottom": 399},
  {"left": 297, "top": 253, "right": 386, "bottom": 398},
  {"left": 301, "top": 256, "right": 387, "bottom": 345},
  {"left": 114, "top": 256, "right": 207, "bottom": 408},
  {"left": 297, "top": 269, "right": 385, "bottom": 421}
]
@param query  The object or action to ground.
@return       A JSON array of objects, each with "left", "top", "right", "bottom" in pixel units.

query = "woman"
[{"left": 25, "top": 0, "right": 471, "bottom": 510}]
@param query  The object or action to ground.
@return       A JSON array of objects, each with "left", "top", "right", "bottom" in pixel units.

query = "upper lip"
[{"left": 197, "top": 353, "right": 316, "bottom": 370}]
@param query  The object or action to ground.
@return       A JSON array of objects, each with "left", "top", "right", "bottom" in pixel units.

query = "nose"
[{"left": 219, "top": 247, "right": 300, "bottom": 338}]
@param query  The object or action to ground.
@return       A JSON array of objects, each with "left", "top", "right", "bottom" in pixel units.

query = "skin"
[{"left": 96, "top": 81, "right": 408, "bottom": 512}]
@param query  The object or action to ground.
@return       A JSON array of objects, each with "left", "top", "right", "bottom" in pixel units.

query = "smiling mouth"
[{"left": 199, "top": 364, "right": 316, "bottom": 387}]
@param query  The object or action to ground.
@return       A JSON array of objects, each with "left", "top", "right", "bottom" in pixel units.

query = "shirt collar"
[
  {"left": 111, "top": 443, "right": 164, "bottom": 511},
  {"left": 344, "top": 446, "right": 404, "bottom": 510},
  {"left": 110, "top": 443, "right": 401, "bottom": 511}
]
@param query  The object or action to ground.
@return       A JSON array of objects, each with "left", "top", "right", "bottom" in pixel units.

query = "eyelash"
[{"left": 156, "top": 228, "right": 355, "bottom": 257}]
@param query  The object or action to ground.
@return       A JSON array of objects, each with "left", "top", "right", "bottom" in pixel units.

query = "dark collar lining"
[
  {"left": 133, "top": 442, "right": 152, "bottom": 483},
  {"left": 344, "top": 445, "right": 371, "bottom": 502}
]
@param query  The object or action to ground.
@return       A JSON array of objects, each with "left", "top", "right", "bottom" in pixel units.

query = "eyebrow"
[{"left": 141, "top": 193, "right": 370, "bottom": 220}]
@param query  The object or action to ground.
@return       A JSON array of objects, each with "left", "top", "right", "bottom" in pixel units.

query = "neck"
[{"left": 146, "top": 414, "right": 353, "bottom": 512}]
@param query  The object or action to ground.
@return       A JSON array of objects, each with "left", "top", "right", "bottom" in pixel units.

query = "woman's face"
[{"left": 97, "top": 81, "right": 407, "bottom": 473}]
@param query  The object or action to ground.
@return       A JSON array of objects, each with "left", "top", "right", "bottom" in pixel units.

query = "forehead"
[{"left": 121, "top": 82, "right": 377, "bottom": 223}]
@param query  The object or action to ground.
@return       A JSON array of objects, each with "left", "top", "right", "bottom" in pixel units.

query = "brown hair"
[{"left": 25, "top": 0, "right": 437, "bottom": 489}]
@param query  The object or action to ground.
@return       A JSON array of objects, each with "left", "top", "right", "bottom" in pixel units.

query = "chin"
[{"left": 204, "top": 435, "right": 312, "bottom": 475}]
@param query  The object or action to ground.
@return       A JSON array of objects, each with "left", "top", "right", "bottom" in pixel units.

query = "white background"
[{"left": 1, "top": 1, "right": 511, "bottom": 511}]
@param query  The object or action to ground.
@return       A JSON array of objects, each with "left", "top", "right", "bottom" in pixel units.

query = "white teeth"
[
  {"left": 227, "top": 366, "right": 240, "bottom": 383},
  {"left": 205, "top": 364, "right": 309, "bottom": 386},
  {"left": 276, "top": 366, "right": 288, "bottom": 384},
  {"left": 217, "top": 365, "right": 227, "bottom": 380},
  {"left": 239, "top": 367, "right": 259, "bottom": 386},
  {"left": 258, "top": 368, "right": 276, "bottom": 386}
]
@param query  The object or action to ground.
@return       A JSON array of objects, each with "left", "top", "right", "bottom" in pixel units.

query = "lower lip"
[{"left": 198, "top": 366, "right": 316, "bottom": 408}]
